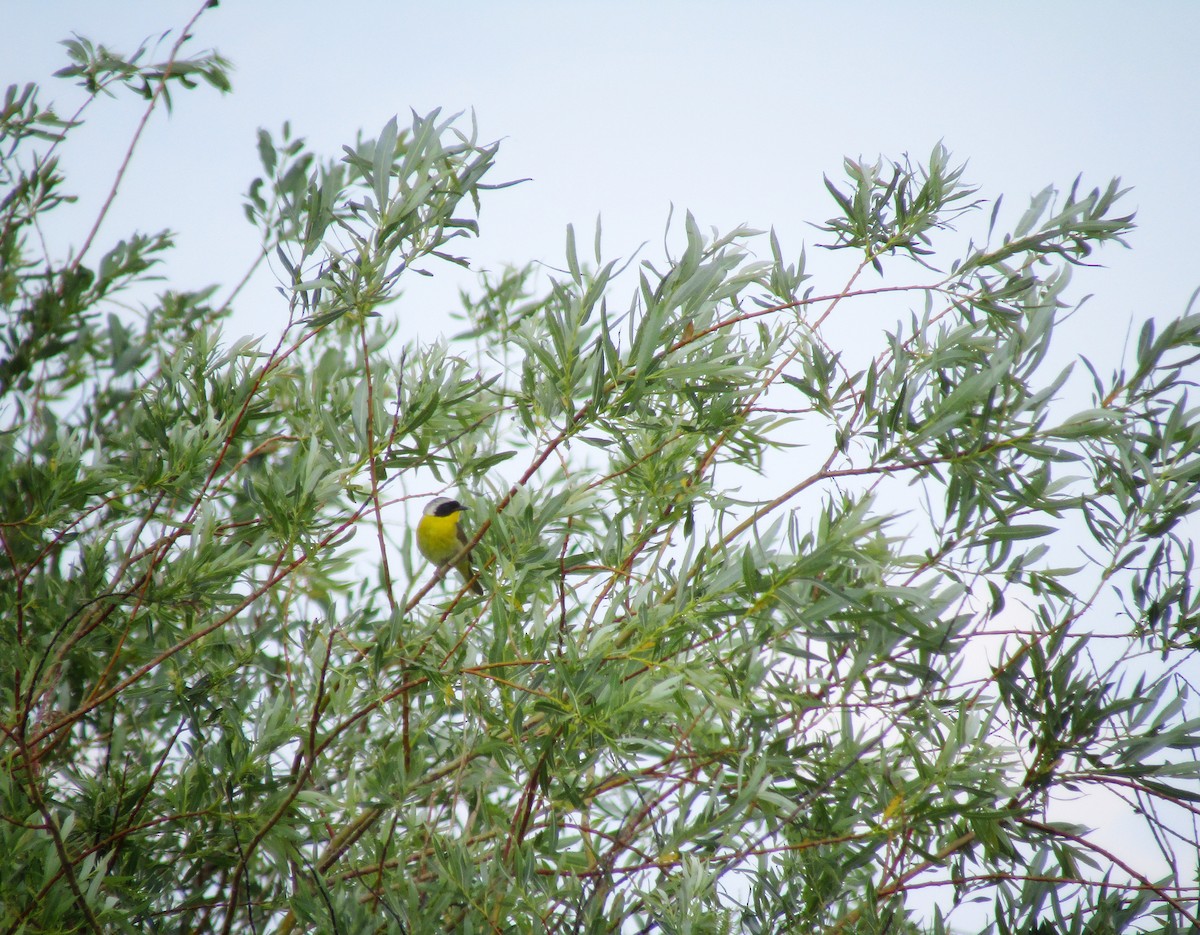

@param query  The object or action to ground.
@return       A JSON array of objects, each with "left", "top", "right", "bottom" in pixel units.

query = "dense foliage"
[{"left": 3, "top": 13, "right": 1199, "bottom": 934}]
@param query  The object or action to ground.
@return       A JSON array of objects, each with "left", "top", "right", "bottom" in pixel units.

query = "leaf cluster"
[{"left": 3, "top": 19, "right": 1200, "bottom": 935}]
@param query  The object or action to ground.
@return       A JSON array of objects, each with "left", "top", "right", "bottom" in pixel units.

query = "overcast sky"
[
  {"left": 7, "top": 3, "right": 1199, "bottom": 924},
  {"left": 8, "top": 2, "right": 1200, "bottom": 359}
]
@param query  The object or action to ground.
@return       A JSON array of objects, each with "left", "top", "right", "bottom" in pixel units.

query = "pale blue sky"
[{"left": 8, "top": 2, "right": 1200, "bottom": 360}]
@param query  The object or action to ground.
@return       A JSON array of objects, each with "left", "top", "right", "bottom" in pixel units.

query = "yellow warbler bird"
[{"left": 416, "top": 497, "right": 483, "bottom": 595}]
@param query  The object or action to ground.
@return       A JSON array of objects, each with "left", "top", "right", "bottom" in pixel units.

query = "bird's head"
[{"left": 424, "top": 497, "right": 466, "bottom": 517}]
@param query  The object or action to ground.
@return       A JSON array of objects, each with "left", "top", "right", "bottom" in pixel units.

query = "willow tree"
[{"left": 3, "top": 12, "right": 1199, "bottom": 935}]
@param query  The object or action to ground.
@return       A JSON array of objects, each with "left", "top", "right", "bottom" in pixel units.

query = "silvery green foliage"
[{"left": 2, "top": 15, "right": 1198, "bottom": 935}]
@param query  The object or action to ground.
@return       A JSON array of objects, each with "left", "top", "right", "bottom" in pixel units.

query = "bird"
[{"left": 416, "top": 497, "right": 483, "bottom": 594}]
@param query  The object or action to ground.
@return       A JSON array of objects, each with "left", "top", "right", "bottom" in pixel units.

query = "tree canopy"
[{"left": 3, "top": 13, "right": 1199, "bottom": 934}]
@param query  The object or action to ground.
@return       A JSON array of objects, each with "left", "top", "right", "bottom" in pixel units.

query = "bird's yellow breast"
[{"left": 416, "top": 511, "right": 464, "bottom": 564}]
